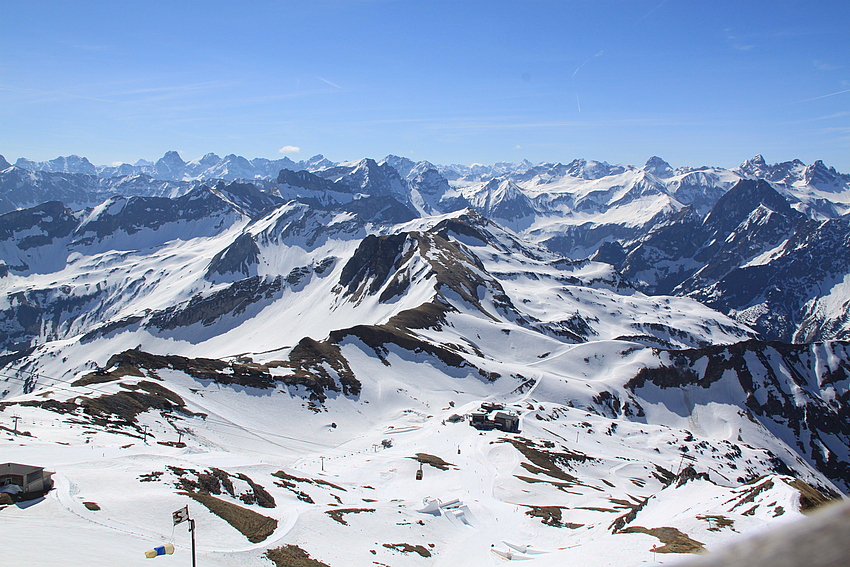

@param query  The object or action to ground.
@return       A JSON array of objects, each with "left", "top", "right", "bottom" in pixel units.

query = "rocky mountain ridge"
[
  {"left": 2, "top": 149, "right": 849, "bottom": 566},
  {"left": 4, "top": 150, "right": 850, "bottom": 342}
]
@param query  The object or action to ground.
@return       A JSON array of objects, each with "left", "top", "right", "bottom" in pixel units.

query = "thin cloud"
[
  {"left": 814, "top": 60, "right": 840, "bottom": 71},
  {"left": 636, "top": 0, "right": 671, "bottom": 23},
  {"left": 279, "top": 145, "right": 301, "bottom": 154},
  {"left": 572, "top": 50, "right": 604, "bottom": 78},
  {"left": 794, "top": 89, "right": 850, "bottom": 104},
  {"left": 316, "top": 76, "right": 343, "bottom": 89},
  {"left": 725, "top": 29, "right": 754, "bottom": 51}
]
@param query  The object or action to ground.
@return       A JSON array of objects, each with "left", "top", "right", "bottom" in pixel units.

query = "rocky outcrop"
[
  {"left": 148, "top": 276, "right": 282, "bottom": 330},
  {"left": 624, "top": 340, "right": 850, "bottom": 492}
]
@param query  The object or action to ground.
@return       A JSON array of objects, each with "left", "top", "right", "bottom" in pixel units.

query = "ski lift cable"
[
  {"left": 0, "top": 369, "right": 138, "bottom": 398},
  {"left": 0, "top": 372, "right": 109, "bottom": 397}
]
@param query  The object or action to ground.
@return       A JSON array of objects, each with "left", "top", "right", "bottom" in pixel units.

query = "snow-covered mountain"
[
  {"left": 2, "top": 150, "right": 850, "bottom": 566},
  {"left": 10, "top": 151, "right": 334, "bottom": 182}
]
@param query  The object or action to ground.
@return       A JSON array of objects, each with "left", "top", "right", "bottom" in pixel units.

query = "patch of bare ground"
[
  {"left": 271, "top": 470, "right": 346, "bottom": 504},
  {"left": 72, "top": 361, "right": 146, "bottom": 387},
  {"left": 103, "top": 346, "right": 361, "bottom": 402},
  {"left": 0, "top": 424, "right": 32, "bottom": 436},
  {"left": 619, "top": 526, "right": 704, "bottom": 554},
  {"left": 782, "top": 478, "right": 836, "bottom": 513},
  {"left": 524, "top": 506, "right": 584, "bottom": 528},
  {"left": 383, "top": 543, "right": 433, "bottom": 557},
  {"left": 264, "top": 544, "right": 331, "bottom": 567},
  {"left": 272, "top": 471, "right": 346, "bottom": 492},
  {"left": 501, "top": 437, "right": 597, "bottom": 487},
  {"left": 181, "top": 492, "right": 277, "bottom": 543},
  {"left": 609, "top": 495, "right": 651, "bottom": 532},
  {"left": 409, "top": 453, "right": 455, "bottom": 470},
  {"left": 514, "top": 475, "right": 581, "bottom": 494},
  {"left": 272, "top": 337, "right": 360, "bottom": 399},
  {"left": 325, "top": 507, "right": 375, "bottom": 525},
  {"left": 82, "top": 381, "right": 202, "bottom": 429},
  {"left": 169, "top": 466, "right": 275, "bottom": 508},
  {"left": 696, "top": 514, "right": 735, "bottom": 532},
  {"left": 726, "top": 476, "right": 774, "bottom": 511},
  {"left": 83, "top": 501, "right": 100, "bottom": 511},
  {"left": 138, "top": 471, "right": 163, "bottom": 482},
  {"left": 329, "top": 319, "right": 467, "bottom": 369},
  {"left": 8, "top": 381, "right": 201, "bottom": 434}
]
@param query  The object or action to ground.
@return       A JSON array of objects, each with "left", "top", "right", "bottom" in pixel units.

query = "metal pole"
[
  {"left": 12, "top": 416, "right": 20, "bottom": 436},
  {"left": 190, "top": 518, "right": 196, "bottom": 567}
]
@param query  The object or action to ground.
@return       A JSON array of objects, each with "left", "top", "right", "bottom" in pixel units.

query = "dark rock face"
[
  {"left": 75, "top": 196, "right": 182, "bottom": 239},
  {"left": 211, "top": 181, "right": 283, "bottom": 219},
  {"left": 277, "top": 168, "right": 341, "bottom": 194},
  {"left": 485, "top": 179, "right": 536, "bottom": 223},
  {"left": 619, "top": 180, "right": 802, "bottom": 294},
  {"left": 338, "top": 233, "right": 411, "bottom": 299},
  {"left": 0, "top": 285, "right": 101, "bottom": 352},
  {"left": 690, "top": 218, "right": 850, "bottom": 342},
  {"left": 101, "top": 342, "right": 360, "bottom": 402},
  {"left": 625, "top": 340, "right": 850, "bottom": 493},
  {"left": 148, "top": 276, "right": 283, "bottom": 331},
  {"left": 340, "top": 195, "right": 417, "bottom": 225},
  {"left": 206, "top": 234, "right": 261, "bottom": 279},
  {"left": 0, "top": 168, "right": 101, "bottom": 213},
  {"left": 315, "top": 158, "right": 407, "bottom": 199},
  {"left": 0, "top": 201, "right": 78, "bottom": 250},
  {"left": 154, "top": 150, "right": 187, "bottom": 180},
  {"left": 610, "top": 179, "right": 850, "bottom": 342}
]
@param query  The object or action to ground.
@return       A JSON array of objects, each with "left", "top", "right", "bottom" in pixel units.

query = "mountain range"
[{"left": 1, "top": 150, "right": 849, "bottom": 566}]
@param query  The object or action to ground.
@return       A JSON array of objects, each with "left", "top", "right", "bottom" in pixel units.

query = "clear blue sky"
[{"left": 2, "top": 0, "right": 849, "bottom": 171}]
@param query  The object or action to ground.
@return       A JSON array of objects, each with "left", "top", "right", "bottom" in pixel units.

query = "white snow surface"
[{"left": 0, "top": 204, "right": 843, "bottom": 566}]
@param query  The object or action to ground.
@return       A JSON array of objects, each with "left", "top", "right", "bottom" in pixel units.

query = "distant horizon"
[
  {"left": 3, "top": 148, "right": 847, "bottom": 174},
  {"left": 3, "top": 1, "right": 848, "bottom": 173}
]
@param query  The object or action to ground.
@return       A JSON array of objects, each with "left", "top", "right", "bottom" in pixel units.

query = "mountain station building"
[
  {"left": 469, "top": 402, "right": 520, "bottom": 432},
  {"left": 0, "top": 463, "right": 54, "bottom": 496}
]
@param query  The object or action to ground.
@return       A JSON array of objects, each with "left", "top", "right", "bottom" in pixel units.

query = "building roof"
[{"left": 1, "top": 463, "right": 44, "bottom": 474}]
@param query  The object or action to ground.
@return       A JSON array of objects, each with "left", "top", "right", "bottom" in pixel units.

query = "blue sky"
[{"left": 2, "top": 0, "right": 848, "bottom": 170}]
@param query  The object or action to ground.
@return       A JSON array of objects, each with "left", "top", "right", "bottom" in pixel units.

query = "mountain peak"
[
  {"left": 742, "top": 154, "right": 767, "bottom": 168},
  {"left": 158, "top": 150, "right": 185, "bottom": 167},
  {"left": 644, "top": 156, "right": 674, "bottom": 178}
]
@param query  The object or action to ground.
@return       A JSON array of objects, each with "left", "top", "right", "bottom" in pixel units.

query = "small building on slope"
[
  {"left": 469, "top": 403, "right": 520, "bottom": 432},
  {"left": 0, "top": 463, "right": 54, "bottom": 496}
]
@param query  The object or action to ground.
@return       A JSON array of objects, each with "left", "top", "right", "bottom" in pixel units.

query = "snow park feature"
[{"left": 1, "top": 151, "right": 849, "bottom": 565}]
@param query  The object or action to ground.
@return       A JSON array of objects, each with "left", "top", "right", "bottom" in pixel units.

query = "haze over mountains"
[{"left": 2, "top": 150, "right": 849, "bottom": 566}]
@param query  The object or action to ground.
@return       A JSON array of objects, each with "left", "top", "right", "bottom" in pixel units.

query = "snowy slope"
[
  {"left": 2, "top": 199, "right": 847, "bottom": 567},
  {"left": 2, "top": 152, "right": 849, "bottom": 566}
]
